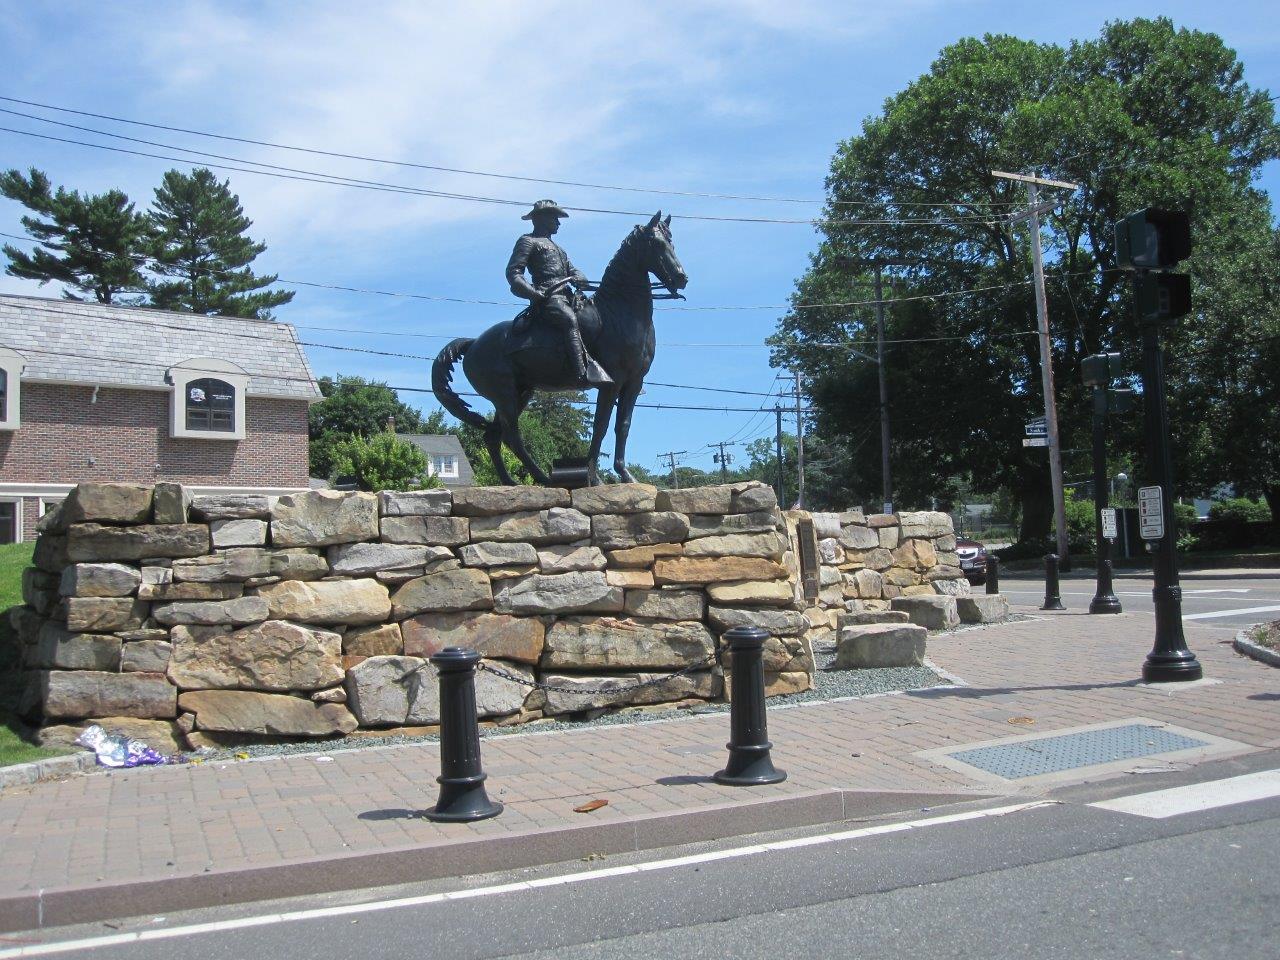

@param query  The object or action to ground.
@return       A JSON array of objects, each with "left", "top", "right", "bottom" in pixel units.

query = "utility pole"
[
  {"left": 775, "top": 404, "right": 786, "bottom": 507},
  {"left": 873, "top": 266, "right": 892, "bottom": 513},
  {"left": 831, "top": 256, "right": 914, "bottom": 513},
  {"left": 709, "top": 441, "right": 733, "bottom": 482},
  {"left": 792, "top": 370, "right": 806, "bottom": 509},
  {"left": 659, "top": 450, "right": 686, "bottom": 489},
  {"left": 995, "top": 169, "right": 1079, "bottom": 569}
]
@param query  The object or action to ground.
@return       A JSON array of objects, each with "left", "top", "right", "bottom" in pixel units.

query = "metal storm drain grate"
[{"left": 946, "top": 723, "right": 1209, "bottom": 779}]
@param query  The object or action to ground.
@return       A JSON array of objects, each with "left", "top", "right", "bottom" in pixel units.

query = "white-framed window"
[
  {"left": 38, "top": 497, "right": 64, "bottom": 520},
  {"left": 430, "top": 455, "right": 459, "bottom": 479},
  {"left": 0, "top": 498, "right": 20, "bottom": 544},
  {"left": 167, "top": 358, "right": 248, "bottom": 440},
  {"left": 0, "top": 346, "right": 23, "bottom": 431}
]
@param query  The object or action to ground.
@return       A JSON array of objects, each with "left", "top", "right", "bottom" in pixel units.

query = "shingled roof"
[{"left": 0, "top": 293, "right": 321, "bottom": 400}]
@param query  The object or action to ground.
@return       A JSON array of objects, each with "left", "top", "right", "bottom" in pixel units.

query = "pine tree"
[
  {"left": 147, "top": 168, "right": 294, "bottom": 319},
  {"left": 0, "top": 167, "right": 149, "bottom": 303}
]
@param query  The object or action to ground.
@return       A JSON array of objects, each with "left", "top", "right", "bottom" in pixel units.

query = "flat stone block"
[
  {"left": 570, "top": 483, "right": 658, "bottom": 515},
  {"left": 190, "top": 494, "right": 271, "bottom": 521},
  {"left": 210, "top": 518, "right": 268, "bottom": 548},
  {"left": 834, "top": 623, "right": 927, "bottom": 668},
  {"left": 837, "top": 610, "right": 910, "bottom": 627},
  {"left": 890, "top": 595, "right": 959, "bottom": 630},
  {"left": 40, "top": 670, "right": 177, "bottom": 719},
  {"left": 450, "top": 486, "right": 569, "bottom": 516},
  {"left": 956, "top": 594, "right": 1009, "bottom": 623},
  {"left": 67, "top": 524, "right": 210, "bottom": 562},
  {"left": 378, "top": 489, "right": 452, "bottom": 516},
  {"left": 271, "top": 490, "right": 379, "bottom": 547}
]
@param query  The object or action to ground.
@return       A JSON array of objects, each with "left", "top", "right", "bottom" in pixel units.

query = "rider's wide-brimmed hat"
[{"left": 521, "top": 199, "right": 570, "bottom": 220}]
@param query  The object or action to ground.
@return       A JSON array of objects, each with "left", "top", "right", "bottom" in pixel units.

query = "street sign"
[
  {"left": 1022, "top": 437, "right": 1048, "bottom": 447},
  {"left": 1024, "top": 418, "right": 1047, "bottom": 437},
  {"left": 1101, "top": 507, "right": 1118, "bottom": 540},
  {"left": 1138, "top": 486, "right": 1164, "bottom": 540}
]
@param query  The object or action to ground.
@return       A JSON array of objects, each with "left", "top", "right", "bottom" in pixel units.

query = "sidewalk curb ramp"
[{"left": 0, "top": 786, "right": 990, "bottom": 932}]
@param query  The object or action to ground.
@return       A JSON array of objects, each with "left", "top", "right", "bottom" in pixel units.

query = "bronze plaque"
[{"left": 796, "top": 517, "right": 820, "bottom": 603}]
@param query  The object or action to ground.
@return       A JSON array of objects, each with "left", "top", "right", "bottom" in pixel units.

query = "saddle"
[{"left": 507, "top": 293, "right": 598, "bottom": 354}]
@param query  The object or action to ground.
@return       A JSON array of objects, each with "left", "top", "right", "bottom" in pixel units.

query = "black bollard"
[
  {"left": 985, "top": 555, "right": 1000, "bottom": 595},
  {"left": 423, "top": 647, "right": 503, "bottom": 822},
  {"left": 1041, "top": 553, "right": 1066, "bottom": 610},
  {"left": 714, "top": 626, "right": 787, "bottom": 786}
]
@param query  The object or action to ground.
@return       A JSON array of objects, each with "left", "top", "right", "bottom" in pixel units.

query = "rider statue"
[{"left": 506, "top": 200, "right": 612, "bottom": 386}]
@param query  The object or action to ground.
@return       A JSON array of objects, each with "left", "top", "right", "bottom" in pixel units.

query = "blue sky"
[{"left": 1, "top": 1, "right": 1276, "bottom": 476}]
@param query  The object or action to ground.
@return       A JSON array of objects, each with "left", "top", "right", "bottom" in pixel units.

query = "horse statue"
[{"left": 431, "top": 211, "right": 687, "bottom": 486}]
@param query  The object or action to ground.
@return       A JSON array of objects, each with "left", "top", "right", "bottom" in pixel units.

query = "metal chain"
[{"left": 477, "top": 653, "right": 718, "bottom": 696}]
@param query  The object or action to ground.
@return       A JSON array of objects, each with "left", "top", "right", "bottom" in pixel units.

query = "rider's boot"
[{"left": 565, "top": 326, "right": 612, "bottom": 386}]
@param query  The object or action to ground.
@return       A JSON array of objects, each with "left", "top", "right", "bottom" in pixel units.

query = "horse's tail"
[{"left": 431, "top": 338, "right": 489, "bottom": 429}]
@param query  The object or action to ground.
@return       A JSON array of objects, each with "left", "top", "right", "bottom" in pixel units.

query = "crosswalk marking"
[{"left": 1090, "top": 770, "right": 1280, "bottom": 819}]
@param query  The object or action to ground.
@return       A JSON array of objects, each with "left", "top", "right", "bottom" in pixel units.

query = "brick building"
[{"left": 0, "top": 294, "right": 321, "bottom": 542}]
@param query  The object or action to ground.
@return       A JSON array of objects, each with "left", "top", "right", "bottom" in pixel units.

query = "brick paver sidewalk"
[{"left": 2, "top": 601, "right": 1277, "bottom": 930}]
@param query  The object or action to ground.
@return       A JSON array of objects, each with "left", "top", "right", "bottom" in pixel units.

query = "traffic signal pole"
[
  {"left": 1115, "top": 207, "right": 1202, "bottom": 682},
  {"left": 1137, "top": 300, "right": 1201, "bottom": 680}
]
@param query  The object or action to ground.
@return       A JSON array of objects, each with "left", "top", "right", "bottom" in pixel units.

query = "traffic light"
[
  {"left": 1082, "top": 351, "right": 1124, "bottom": 387},
  {"left": 1114, "top": 209, "right": 1192, "bottom": 270},
  {"left": 1134, "top": 271, "right": 1192, "bottom": 323}
]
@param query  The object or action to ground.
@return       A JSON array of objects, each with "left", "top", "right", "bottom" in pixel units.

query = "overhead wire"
[
  {"left": 0, "top": 94, "right": 1029, "bottom": 209},
  {"left": 0, "top": 122, "right": 1009, "bottom": 228}
]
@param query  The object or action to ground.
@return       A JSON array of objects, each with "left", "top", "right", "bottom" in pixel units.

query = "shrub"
[
  {"left": 1208, "top": 497, "right": 1271, "bottom": 524},
  {"left": 327, "top": 431, "right": 441, "bottom": 492}
]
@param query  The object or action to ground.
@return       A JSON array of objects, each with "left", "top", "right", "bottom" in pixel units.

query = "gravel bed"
[{"left": 186, "top": 653, "right": 951, "bottom": 764}]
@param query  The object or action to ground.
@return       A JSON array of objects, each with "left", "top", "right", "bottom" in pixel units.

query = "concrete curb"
[
  {"left": 1233, "top": 629, "right": 1280, "bottom": 668},
  {"left": 0, "top": 786, "right": 991, "bottom": 933},
  {"left": 0, "top": 751, "right": 96, "bottom": 792}
]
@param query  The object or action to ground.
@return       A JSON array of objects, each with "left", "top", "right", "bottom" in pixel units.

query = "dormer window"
[
  {"left": 186, "top": 378, "right": 236, "bottom": 432},
  {"left": 168, "top": 358, "right": 248, "bottom": 440},
  {"left": 0, "top": 346, "right": 22, "bottom": 431}
]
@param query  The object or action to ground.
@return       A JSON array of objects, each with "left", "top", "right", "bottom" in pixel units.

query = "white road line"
[
  {"left": 1090, "top": 770, "right": 1280, "bottom": 819},
  {"left": 0, "top": 801, "right": 1055, "bottom": 958},
  {"left": 1182, "top": 604, "right": 1280, "bottom": 621}
]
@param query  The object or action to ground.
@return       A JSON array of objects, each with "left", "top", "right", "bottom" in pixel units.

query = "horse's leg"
[
  {"left": 500, "top": 390, "right": 552, "bottom": 486},
  {"left": 585, "top": 386, "right": 619, "bottom": 486},
  {"left": 483, "top": 418, "right": 515, "bottom": 486},
  {"left": 612, "top": 379, "right": 643, "bottom": 483}
]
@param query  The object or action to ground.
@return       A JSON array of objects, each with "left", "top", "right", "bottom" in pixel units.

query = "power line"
[
  {"left": 4, "top": 341, "right": 818, "bottom": 414},
  {"left": 0, "top": 94, "right": 1028, "bottom": 210},
  {"left": 0, "top": 230, "right": 1088, "bottom": 314},
  {"left": 0, "top": 123, "right": 1008, "bottom": 228}
]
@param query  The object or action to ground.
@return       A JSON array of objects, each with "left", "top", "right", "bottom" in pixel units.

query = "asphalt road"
[
  {"left": 998, "top": 568, "right": 1280, "bottom": 631},
  {"left": 9, "top": 750, "right": 1280, "bottom": 960}
]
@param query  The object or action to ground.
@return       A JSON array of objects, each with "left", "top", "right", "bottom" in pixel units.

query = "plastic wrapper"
[{"left": 75, "top": 725, "right": 173, "bottom": 768}]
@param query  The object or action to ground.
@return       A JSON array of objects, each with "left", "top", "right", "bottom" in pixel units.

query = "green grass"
[{"left": 0, "top": 541, "right": 71, "bottom": 767}]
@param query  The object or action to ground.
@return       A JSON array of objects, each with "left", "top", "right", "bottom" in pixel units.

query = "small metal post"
[
  {"left": 1089, "top": 385, "right": 1122, "bottom": 614},
  {"left": 1041, "top": 554, "right": 1065, "bottom": 610},
  {"left": 985, "top": 555, "right": 1000, "bottom": 595},
  {"left": 423, "top": 647, "right": 503, "bottom": 822},
  {"left": 714, "top": 626, "right": 786, "bottom": 786}
]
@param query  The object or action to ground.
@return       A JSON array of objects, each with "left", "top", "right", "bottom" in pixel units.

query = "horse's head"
[{"left": 638, "top": 211, "right": 687, "bottom": 296}]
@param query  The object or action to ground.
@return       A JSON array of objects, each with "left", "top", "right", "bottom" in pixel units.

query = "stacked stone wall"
[
  {"left": 800, "top": 509, "right": 968, "bottom": 648},
  {"left": 9, "top": 480, "right": 814, "bottom": 748}
]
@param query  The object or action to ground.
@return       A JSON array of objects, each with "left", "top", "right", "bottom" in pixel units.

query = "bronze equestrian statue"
[
  {"left": 432, "top": 206, "right": 687, "bottom": 486},
  {"left": 505, "top": 199, "right": 611, "bottom": 387}
]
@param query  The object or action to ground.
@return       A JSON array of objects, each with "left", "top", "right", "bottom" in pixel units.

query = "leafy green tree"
[
  {"left": 309, "top": 376, "right": 426, "bottom": 479},
  {"left": 146, "top": 168, "right": 294, "bottom": 318},
  {"left": 771, "top": 18, "right": 1280, "bottom": 541},
  {"left": 327, "top": 430, "right": 440, "bottom": 492},
  {"left": 0, "top": 167, "right": 149, "bottom": 303}
]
